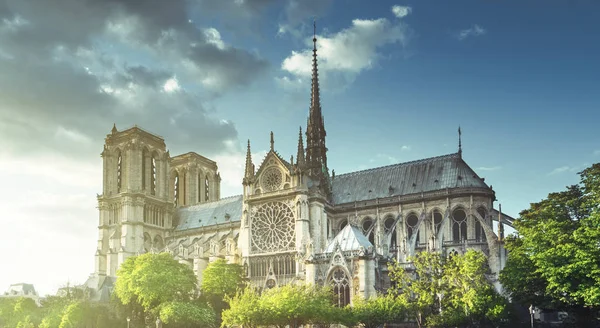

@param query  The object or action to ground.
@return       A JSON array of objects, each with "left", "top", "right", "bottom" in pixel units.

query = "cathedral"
[{"left": 88, "top": 29, "right": 512, "bottom": 305}]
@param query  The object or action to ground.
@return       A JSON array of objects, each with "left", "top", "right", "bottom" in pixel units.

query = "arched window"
[
  {"left": 475, "top": 220, "right": 486, "bottom": 242},
  {"left": 432, "top": 211, "right": 443, "bottom": 236},
  {"left": 174, "top": 173, "right": 179, "bottom": 206},
  {"left": 452, "top": 208, "right": 467, "bottom": 242},
  {"left": 339, "top": 219, "right": 348, "bottom": 231},
  {"left": 362, "top": 217, "right": 375, "bottom": 245},
  {"left": 117, "top": 151, "right": 122, "bottom": 193},
  {"left": 384, "top": 216, "right": 397, "bottom": 249},
  {"left": 406, "top": 214, "right": 419, "bottom": 241},
  {"left": 182, "top": 171, "right": 187, "bottom": 206},
  {"left": 205, "top": 175, "right": 210, "bottom": 201},
  {"left": 197, "top": 173, "right": 201, "bottom": 203},
  {"left": 151, "top": 154, "right": 156, "bottom": 195},
  {"left": 142, "top": 148, "right": 147, "bottom": 191},
  {"left": 329, "top": 267, "right": 351, "bottom": 307}
]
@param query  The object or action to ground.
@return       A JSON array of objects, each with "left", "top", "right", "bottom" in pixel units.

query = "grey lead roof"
[
  {"left": 325, "top": 224, "right": 373, "bottom": 253},
  {"left": 175, "top": 195, "right": 243, "bottom": 231},
  {"left": 331, "top": 153, "right": 490, "bottom": 204}
]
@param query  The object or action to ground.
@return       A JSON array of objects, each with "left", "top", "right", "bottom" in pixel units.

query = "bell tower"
[{"left": 96, "top": 125, "right": 173, "bottom": 277}]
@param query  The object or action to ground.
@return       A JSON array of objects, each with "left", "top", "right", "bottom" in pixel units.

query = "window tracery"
[
  {"left": 151, "top": 155, "right": 156, "bottom": 195},
  {"left": 250, "top": 202, "right": 295, "bottom": 253},
  {"left": 261, "top": 166, "right": 283, "bottom": 192},
  {"left": 205, "top": 175, "right": 209, "bottom": 201},
  {"left": 329, "top": 267, "right": 351, "bottom": 307},
  {"left": 362, "top": 217, "right": 375, "bottom": 245},
  {"left": 432, "top": 211, "right": 443, "bottom": 236}
]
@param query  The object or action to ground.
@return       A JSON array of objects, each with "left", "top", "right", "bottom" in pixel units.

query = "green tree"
[
  {"left": 114, "top": 253, "right": 198, "bottom": 315},
  {"left": 159, "top": 301, "right": 216, "bottom": 328},
  {"left": 389, "top": 251, "right": 445, "bottom": 327},
  {"left": 221, "top": 287, "right": 264, "bottom": 328},
  {"left": 390, "top": 250, "right": 511, "bottom": 327},
  {"left": 352, "top": 293, "right": 407, "bottom": 328},
  {"left": 200, "top": 258, "right": 245, "bottom": 320},
  {"left": 501, "top": 163, "right": 600, "bottom": 323}
]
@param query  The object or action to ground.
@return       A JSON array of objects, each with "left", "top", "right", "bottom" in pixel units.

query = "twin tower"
[{"left": 95, "top": 125, "right": 221, "bottom": 277}]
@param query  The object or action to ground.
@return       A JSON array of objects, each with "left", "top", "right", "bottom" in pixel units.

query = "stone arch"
[
  {"left": 153, "top": 235, "right": 164, "bottom": 252},
  {"left": 150, "top": 150, "right": 159, "bottom": 195}
]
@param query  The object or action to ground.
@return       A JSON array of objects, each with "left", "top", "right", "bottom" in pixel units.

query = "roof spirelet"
[
  {"left": 297, "top": 126, "right": 305, "bottom": 167},
  {"left": 243, "top": 139, "right": 254, "bottom": 184}
]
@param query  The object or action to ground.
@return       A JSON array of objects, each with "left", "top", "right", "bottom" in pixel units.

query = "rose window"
[
  {"left": 251, "top": 202, "right": 295, "bottom": 253},
  {"left": 261, "top": 166, "right": 283, "bottom": 192}
]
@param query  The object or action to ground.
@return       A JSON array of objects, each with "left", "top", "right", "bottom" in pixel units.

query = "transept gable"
[{"left": 253, "top": 151, "right": 293, "bottom": 193}]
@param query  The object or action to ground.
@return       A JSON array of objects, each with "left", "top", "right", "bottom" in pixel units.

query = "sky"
[{"left": 0, "top": 0, "right": 599, "bottom": 297}]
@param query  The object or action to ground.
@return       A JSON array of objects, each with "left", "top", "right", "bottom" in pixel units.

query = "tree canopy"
[
  {"left": 500, "top": 163, "right": 600, "bottom": 323},
  {"left": 389, "top": 250, "right": 511, "bottom": 327},
  {"left": 114, "top": 253, "right": 198, "bottom": 314}
]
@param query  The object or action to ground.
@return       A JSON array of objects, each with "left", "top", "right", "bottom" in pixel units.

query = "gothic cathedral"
[{"left": 87, "top": 28, "right": 511, "bottom": 305}]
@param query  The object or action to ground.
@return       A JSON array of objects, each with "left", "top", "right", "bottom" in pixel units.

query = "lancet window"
[
  {"left": 329, "top": 267, "right": 351, "bottom": 307},
  {"left": 142, "top": 148, "right": 147, "bottom": 190},
  {"left": 452, "top": 208, "right": 468, "bottom": 242},
  {"left": 248, "top": 254, "right": 296, "bottom": 278},
  {"left": 151, "top": 155, "right": 156, "bottom": 195}
]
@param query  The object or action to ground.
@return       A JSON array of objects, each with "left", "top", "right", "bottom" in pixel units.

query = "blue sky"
[{"left": 0, "top": 0, "right": 598, "bottom": 296}]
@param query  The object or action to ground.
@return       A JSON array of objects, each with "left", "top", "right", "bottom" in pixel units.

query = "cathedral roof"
[
  {"left": 325, "top": 224, "right": 373, "bottom": 253},
  {"left": 331, "top": 153, "right": 490, "bottom": 205},
  {"left": 175, "top": 195, "right": 243, "bottom": 231}
]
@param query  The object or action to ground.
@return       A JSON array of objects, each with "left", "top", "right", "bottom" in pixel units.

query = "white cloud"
[
  {"left": 457, "top": 24, "right": 486, "bottom": 40},
  {"left": 163, "top": 77, "right": 180, "bottom": 93},
  {"left": 392, "top": 5, "right": 412, "bottom": 18},
  {"left": 280, "top": 17, "right": 411, "bottom": 90},
  {"left": 477, "top": 166, "right": 502, "bottom": 171},
  {"left": 203, "top": 28, "right": 226, "bottom": 50},
  {"left": 401, "top": 145, "right": 411, "bottom": 151}
]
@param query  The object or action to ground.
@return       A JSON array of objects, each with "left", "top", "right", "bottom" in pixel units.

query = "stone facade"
[{"left": 89, "top": 30, "right": 512, "bottom": 305}]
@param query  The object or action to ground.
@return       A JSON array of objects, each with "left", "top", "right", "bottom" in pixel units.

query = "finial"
[
  {"left": 270, "top": 131, "right": 274, "bottom": 151},
  {"left": 458, "top": 125, "right": 462, "bottom": 157},
  {"left": 111, "top": 123, "right": 117, "bottom": 134},
  {"left": 313, "top": 18, "right": 317, "bottom": 46}
]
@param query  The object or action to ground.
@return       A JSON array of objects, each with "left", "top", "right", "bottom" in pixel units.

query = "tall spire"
[
  {"left": 297, "top": 126, "right": 305, "bottom": 167},
  {"left": 458, "top": 125, "right": 462, "bottom": 157},
  {"left": 243, "top": 140, "right": 254, "bottom": 184},
  {"left": 305, "top": 19, "right": 328, "bottom": 187},
  {"left": 270, "top": 131, "right": 274, "bottom": 152}
]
